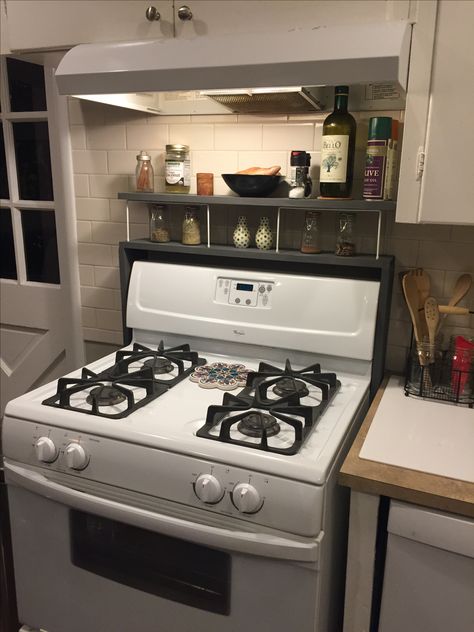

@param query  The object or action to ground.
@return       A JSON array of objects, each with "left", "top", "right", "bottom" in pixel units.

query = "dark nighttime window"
[
  {"left": 70, "top": 510, "right": 231, "bottom": 615},
  {"left": 13, "top": 122, "right": 53, "bottom": 201},
  {"left": 21, "top": 209, "right": 60, "bottom": 284},
  {"left": 0, "top": 126, "right": 9, "bottom": 199},
  {"left": 0, "top": 208, "right": 17, "bottom": 280},
  {"left": 7, "top": 57, "right": 47, "bottom": 112}
]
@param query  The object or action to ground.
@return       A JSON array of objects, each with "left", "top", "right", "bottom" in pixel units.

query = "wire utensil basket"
[{"left": 404, "top": 337, "right": 474, "bottom": 407}]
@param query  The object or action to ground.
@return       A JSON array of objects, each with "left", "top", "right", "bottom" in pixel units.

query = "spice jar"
[
  {"left": 149, "top": 205, "right": 170, "bottom": 243},
  {"left": 135, "top": 150, "right": 154, "bottom": 192},
  {"left": 196, "top": 173, "right": 214, "bottom": 196},
  {"left": 182, "top": 206, "right": 201, "bottom": 245},
  {"left": 335, "top": 212, "right": 356, "bottom": 256},
  {"left": 300, "top": 211, "right": 321, "bottom": 253},
  {"left": 165, "top": 144, "right": 191, "bottom": 193}
]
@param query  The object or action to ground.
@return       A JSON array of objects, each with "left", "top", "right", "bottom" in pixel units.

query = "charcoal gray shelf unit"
[{"left": 118, "top": 192, "right": 395, "bottom": 258}]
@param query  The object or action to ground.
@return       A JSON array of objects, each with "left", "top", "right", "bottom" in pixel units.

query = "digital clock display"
[{"left": 236, "top": 283, "right": 254, "bottom": 292}]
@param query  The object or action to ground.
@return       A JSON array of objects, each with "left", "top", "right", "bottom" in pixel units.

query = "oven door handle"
[{"left": 5, "top": 462, "right": 320, "bottom": 563}]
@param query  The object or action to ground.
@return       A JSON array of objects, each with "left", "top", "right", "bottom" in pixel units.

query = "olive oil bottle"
[{"left": 319, "top": 86, "right": 356, "bottom": 199}]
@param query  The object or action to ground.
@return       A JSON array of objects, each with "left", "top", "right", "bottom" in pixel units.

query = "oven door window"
[{"left": 70, "top": 510, "right": 231, "bottom": 615}]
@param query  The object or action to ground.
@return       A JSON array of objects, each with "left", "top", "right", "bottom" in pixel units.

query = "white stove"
[{"left": 3, "top": 261, "right": 381, "bottom": 632}]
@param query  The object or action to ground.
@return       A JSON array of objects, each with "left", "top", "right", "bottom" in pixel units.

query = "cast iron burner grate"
[
  {"left": 114, "top": 341, "right": 206, "bottom": 386},
  {"left": 42, "top": 366, "right": 168, "bottom": 419},
  {"left": 196, "top": 359, "right": 340, "bottom": 455}
]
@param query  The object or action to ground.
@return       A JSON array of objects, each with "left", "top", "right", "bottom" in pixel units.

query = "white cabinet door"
[
  {"left": 417, "top": 0, "right": 474, "bottom": 224},
  {"left": 397, "top": 0, "right": 474, "bottom": 225},
  {"left": 6, "top": 1, "right": 174, "bottom": 52},
  {"left": 174, "top": 0, "right": 410, "bottom": 38}
]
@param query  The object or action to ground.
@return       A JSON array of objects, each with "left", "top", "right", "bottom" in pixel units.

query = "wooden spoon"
[
  {"left": 439, "top": 273, "right": 472, "bottom": 330},
  {"left": 424, "top": 296, "right": 440, "bottom": 363},
  {"left": 447, "top": 273, "right": 472, "bottom": 308},
  {"left": 413, "top": 268, "right": 431, "bottom": 305},
  {"left": 402, "top": 274, "right": 427, "bottom": 363}
]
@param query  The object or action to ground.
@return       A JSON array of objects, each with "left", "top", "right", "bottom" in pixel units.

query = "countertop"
[{"left": 339, "top": 375, "right": 474, "bottom": 518}]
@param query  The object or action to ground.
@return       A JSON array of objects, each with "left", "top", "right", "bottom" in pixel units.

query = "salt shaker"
[{"left": 135, "top": 150, "right": 154, "bottom": 192}]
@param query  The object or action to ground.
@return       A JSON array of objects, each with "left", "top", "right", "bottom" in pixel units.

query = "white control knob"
[
  {"left": 65, "top": 443, "right": 90, "bottom": 470},
  {"left": 194, "top": 474, "right": 224, "bottom": 504},
  {"left": 34, "top": 436, "right": 58, "bottom": 463},
  {"left": 231, "top": 483, "right": 263, "bottom": 514}
]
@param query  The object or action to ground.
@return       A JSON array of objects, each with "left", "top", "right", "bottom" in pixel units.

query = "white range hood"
[{"left": 56, "top": 21, "right": 411, "bottom": 108}]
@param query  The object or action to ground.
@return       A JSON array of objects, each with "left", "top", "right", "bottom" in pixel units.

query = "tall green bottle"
[{"left": 319, "top": 86, "right": 356, "bottom": 199}]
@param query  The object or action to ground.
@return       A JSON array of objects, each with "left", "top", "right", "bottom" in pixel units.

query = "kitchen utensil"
[
  {"left": 447, "top": 273, "right": 472, "bottom": 307},
  {"left": 402, "top": 274, "right": 426, "bottom": 360},
  {"left": 438, "top": 305, "right": 470, "bottom": 315},
  {"left": 413, "top": 268, "right": 431, "bottom": 304},
  {"left": 222, "top": 174, "right": 282, "bottom": 197},
  {"left": 424, "top": 296, "right": 440, "bottom": 363},
  {"left": 438, "top": 273, "right": 472, "bottom": 331}
]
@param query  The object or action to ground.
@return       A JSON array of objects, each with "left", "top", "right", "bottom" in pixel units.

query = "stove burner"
[
  {"left": 272, "top": 378, "right": 309, "bottom": 398},
  {"left": 143, "top": 357, "right": 174, "bottom": 374},
  {"left": 237, "top": 412, "right": 280, "bottom": 438},
  {"left": 86, "top": 385, "right": 127, "bottom": 407}
]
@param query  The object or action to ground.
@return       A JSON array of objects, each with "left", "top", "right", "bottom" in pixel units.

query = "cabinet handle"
[
  {"left": 145, "top": 6, "right": 161, "bottom": 21},
  {"left": 177, "top": 5, "right": 193, "bottom": 21}
]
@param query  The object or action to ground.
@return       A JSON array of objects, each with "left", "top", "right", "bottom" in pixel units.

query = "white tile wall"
[{"left": 70, "top": 99, "right": 474, "bottom": 371}]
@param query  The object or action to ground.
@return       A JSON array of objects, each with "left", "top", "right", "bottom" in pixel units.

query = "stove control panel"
[
  {"left": 193, "top": 473, "right": 224, "bottom": 504},
  {"left": 231, "top": 483, "right": 263, "bottom": 514},
  {"left": 34, "top": 436, "right": 58, "bottom": 463},
  {"left": 215, "top": 277, "right": 274, "bottom": 309},
  {"left": 65, "top": 442, "right": 90, "bottom": 470}
]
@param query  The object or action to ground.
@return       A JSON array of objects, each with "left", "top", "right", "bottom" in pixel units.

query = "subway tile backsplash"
[{"left": 70, "top": 99, "right": 474, "bottom": 366}]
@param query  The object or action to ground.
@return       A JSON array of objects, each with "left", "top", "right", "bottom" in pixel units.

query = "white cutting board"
[{"left": 359, "top": 376, "right": 474, "bottom": 483}]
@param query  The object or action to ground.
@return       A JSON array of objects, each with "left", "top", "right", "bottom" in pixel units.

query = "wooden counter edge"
[{"left": 339, "top": 375, "right": 474, "bottom": 518}]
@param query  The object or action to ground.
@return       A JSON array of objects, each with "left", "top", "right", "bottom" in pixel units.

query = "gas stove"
[{"left": 2, "top": 260, "right": 385, "bottom": 632}]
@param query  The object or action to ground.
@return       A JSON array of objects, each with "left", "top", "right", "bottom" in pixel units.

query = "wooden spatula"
[
  {"left": 402, "top": 274, "right": 427, "bottom": 364},
  {"left": 439, "top": 273, "right": 472, "bottom": 331},
  {"left": 424, "top": 296, "right": 440, "bottom": 363}
]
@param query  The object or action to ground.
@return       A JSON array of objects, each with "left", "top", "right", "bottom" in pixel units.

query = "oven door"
[{"left": 5, "top": 462, "right": 322, "bottom": 632}]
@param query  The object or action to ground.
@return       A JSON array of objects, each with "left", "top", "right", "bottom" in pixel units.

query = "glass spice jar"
[
  {"left": 300, "top": 211, "right": 321, "bottom": 253},
  {"left": 182, "top": 206, "right": 201, "bottom": 245},
  {"left": 335, "top": 212, "right": 356, "bottom": 256},
  {"left": 149, "top": 204, "right": 170, "bottom": 243},
  {"left": 165, "top": 144, "right": 191, "bottom": 193},
  {"left": 135, "top": 150, "right": 154, "bottom": 192}
]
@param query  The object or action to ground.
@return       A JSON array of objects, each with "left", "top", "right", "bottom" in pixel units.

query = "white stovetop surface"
[
  {"left": 4, "top": 341, "right": 371, "bottom": 484},
  {"left": 359, "top": 376, "right": 474, "bottom": 483}
]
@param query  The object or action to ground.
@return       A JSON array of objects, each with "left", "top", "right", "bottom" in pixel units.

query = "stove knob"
[
  {"left": 194, "top": 474, "right": 224, "bottom": 504},
  {"left": 231, "top": 483, "right": 263, "bottom": 514},
  {"left": 35, "top": 437, "right": 58, "bottom": 463},
  {"left": 65, "top": 443, "right": 90, "bottom": 470}
]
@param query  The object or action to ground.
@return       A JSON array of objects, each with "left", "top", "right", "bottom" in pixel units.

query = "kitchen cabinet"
[
  {"left": 339, "top": 376, "right": 474, "bottom": 632},
  {"left": 4, "top": 1, "right": 174, "bottom": 51},
  {"left": 5, "top": 0, "right": 410, "bottom": 52},
  {"left": 396, "top": 0, "right": 474, "bottom": 225},
  {"left": 378, "top": 501, "right": 474, "bottom": 632}
]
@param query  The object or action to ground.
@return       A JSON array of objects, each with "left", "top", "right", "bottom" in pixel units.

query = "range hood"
[{"left": 56, "top": 21, "right": 411, "bottom": 115}]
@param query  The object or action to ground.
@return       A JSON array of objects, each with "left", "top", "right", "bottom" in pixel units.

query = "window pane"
[
  {"left": 13, "top": 122, "right": 53, "bottom": 201},
  {"left": 0, "top": 208, "right": 17, "bottom": 280},
  {"left": 21, "top": 209, "right": 60, "bottom": 284},
  {"left": 7, "top": 57, "right": 47, "bottom": 112},
  {"left": 0, "top": 126, "right": 9, "bottom": 199}
]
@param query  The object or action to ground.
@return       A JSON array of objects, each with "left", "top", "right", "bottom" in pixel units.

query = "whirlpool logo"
[{"left": 233, "top": 329, "right": 245, "bottom": 336}]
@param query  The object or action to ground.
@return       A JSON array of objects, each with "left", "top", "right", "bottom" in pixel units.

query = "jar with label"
[
  {"left": 300, "top": 211, "right": 321, "bottom": 253},
  {"left": 135, "top": 150, "right": 154, "bottom": 192},
  {"left": 335, "top": 212, "right": 356, "bottom": 256},
  {"left": 182, "top": 206, "right": 201, "bottom": 245},
  {"left": 165, "top": 144, "right": 191, "bottom": 193},
  {"left": 149, "top": 205, "right": 170, "bottom": 243}
]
